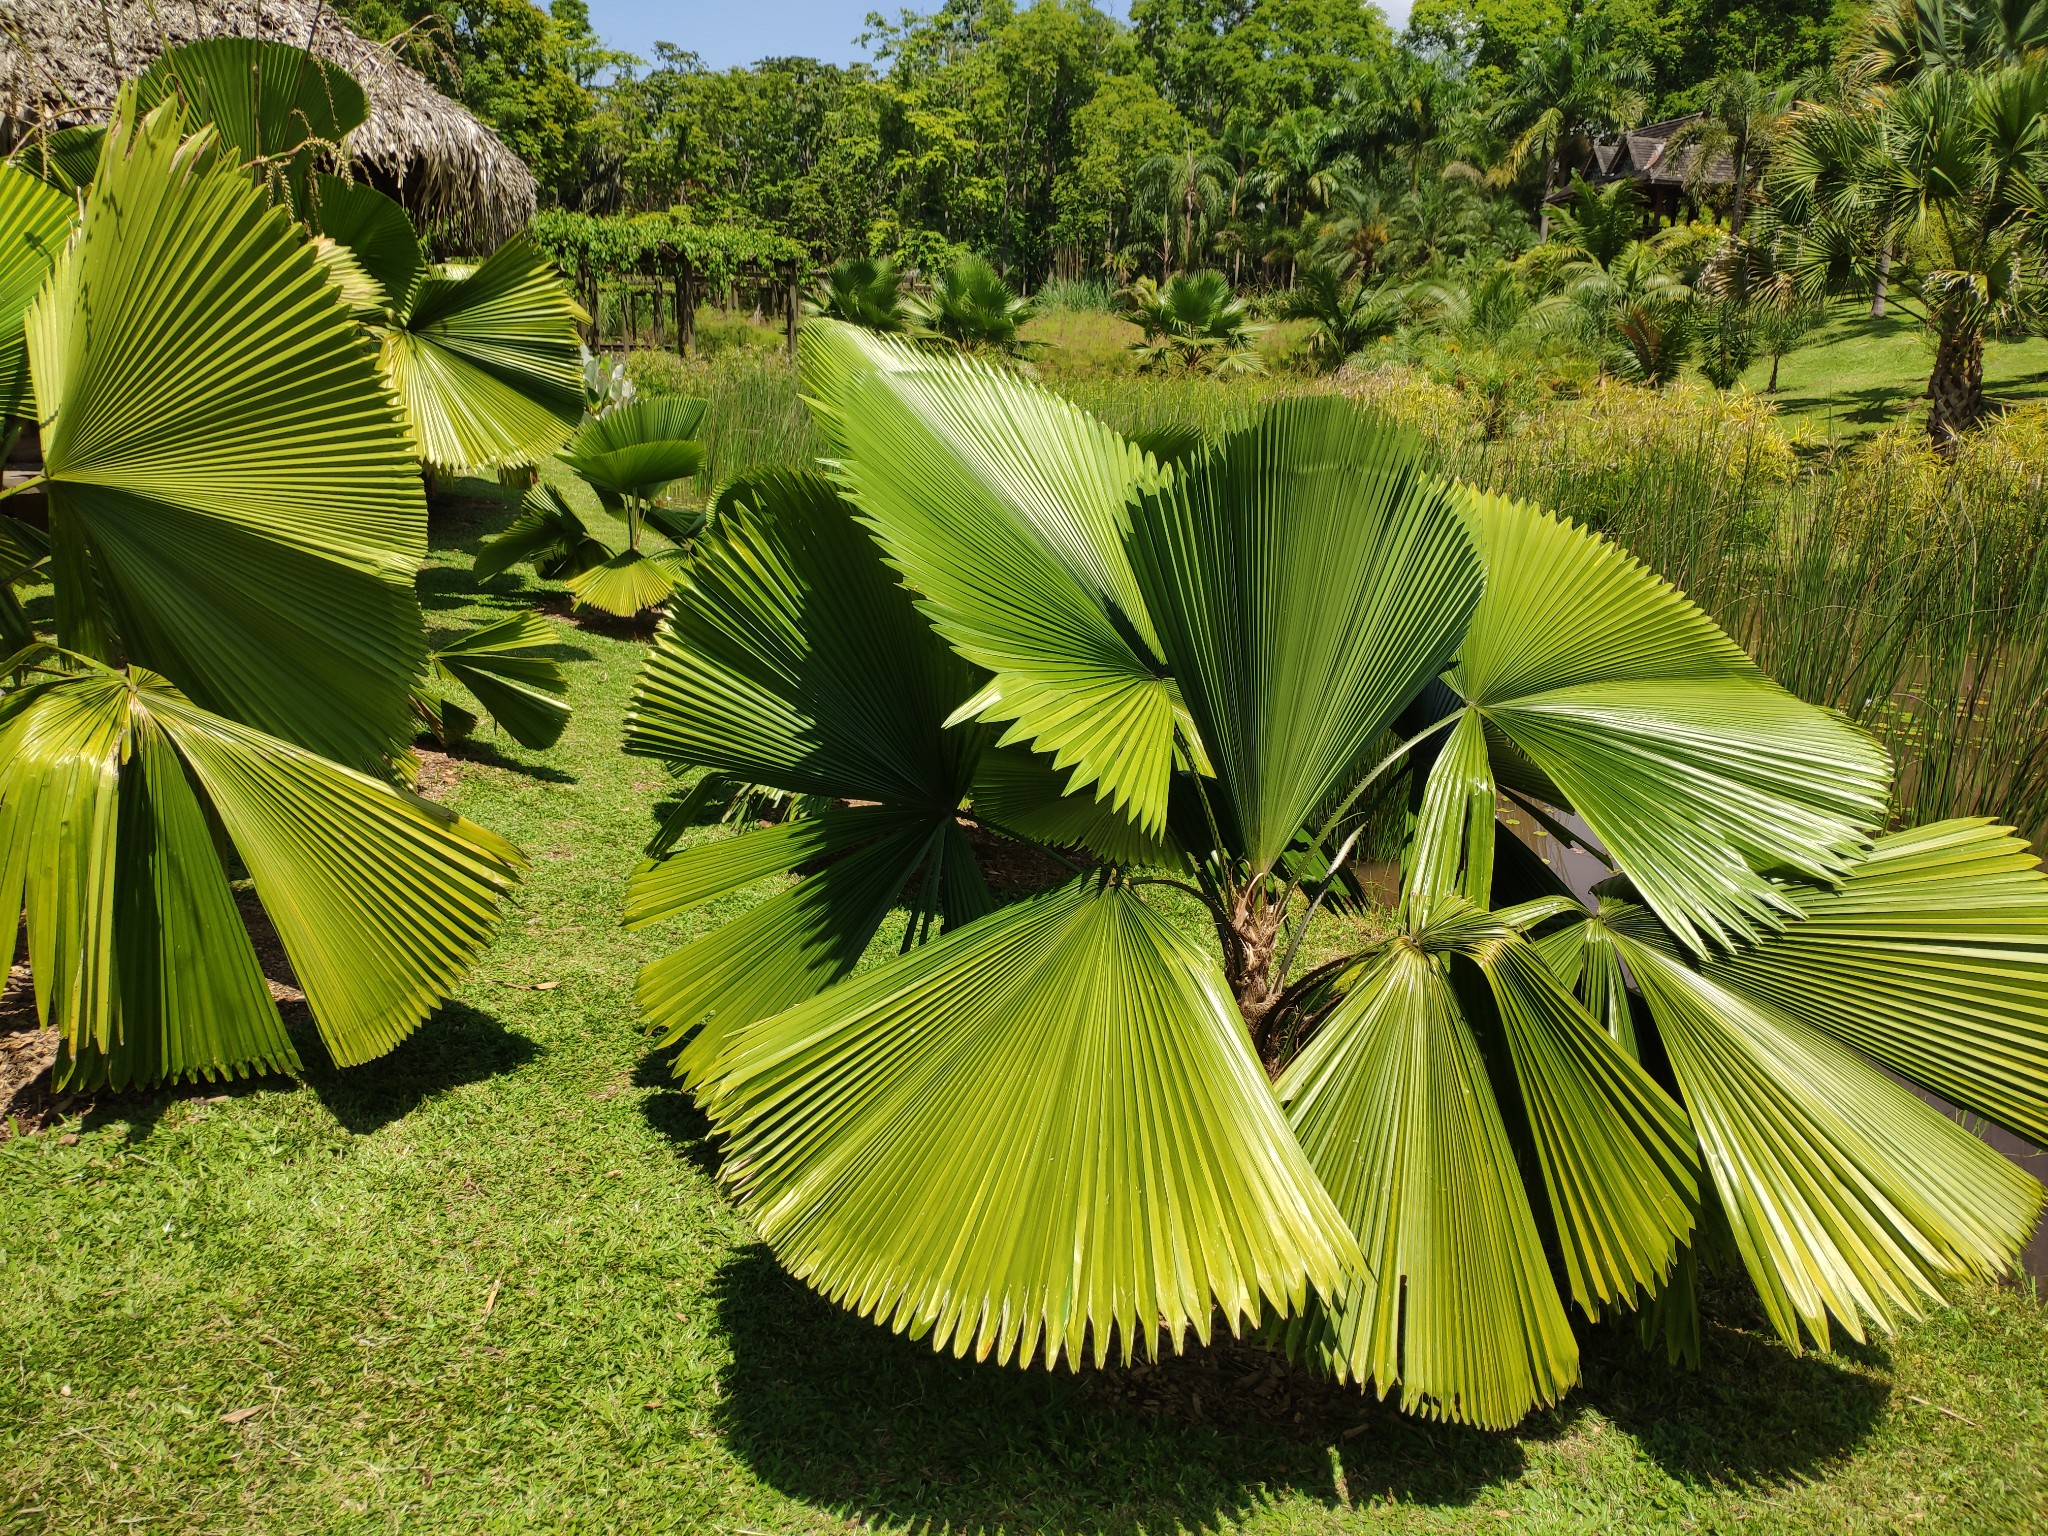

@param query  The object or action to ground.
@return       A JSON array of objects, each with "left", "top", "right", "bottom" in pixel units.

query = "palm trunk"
[
  {"left": 1926, "top": 318, "right": 1984, "bottom": 453},
  {"left": 1768, "top": 350, "right": 1781, "bottom": 392},
  {"left": 1870, "top": 235, "right": 1892, "bottom": 319},
  {"left": 1538, "top": 156, "right": 1555, "bottom": 242},
  {"left": 1729, "top": 145, "right": 1748, "bottom": 236}
]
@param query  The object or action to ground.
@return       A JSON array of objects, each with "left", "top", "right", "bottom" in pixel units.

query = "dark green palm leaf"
[
  {"left": 427, "top": 611, "right": 572, "bottom": 750},
  {"left": 625, "top": 468, "right": 993, "bottom": 1068}
]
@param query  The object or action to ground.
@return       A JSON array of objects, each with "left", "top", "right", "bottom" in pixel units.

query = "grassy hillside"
[{"left": 1740, "top": 307, "right": 2048, "bottom": 442}]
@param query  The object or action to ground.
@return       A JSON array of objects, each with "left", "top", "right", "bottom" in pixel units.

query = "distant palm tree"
[
  {"left": 1318, "top": 180, "right": 1394, "bottom": 277},
  {"left": 1119, "top": 269, "right": 1266, "bottom": 375},
  {"left": 910, "top": 255, "right": 1038, "bottom": 356},
  {"left": 1665, "top": 71, "right": 1798, "bottom": 235},
  {"left": 1339, "top": 52, "right": 1468, "bottom": 191},
  {"left": 1137, "top": 146, "right": 1232, "bottom": 274},
  {"left": 1546, "top": 174, "right": 1646, "bottom": 269},
  {"left": 1385, "top": 179, "right": 1493, "bottom": 271},
  {"left": 1492, "top": 16, "right": 1650, "bottom": 237}
]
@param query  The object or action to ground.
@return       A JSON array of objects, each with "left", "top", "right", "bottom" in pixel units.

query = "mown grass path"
[{"left": 4, "top": 501, "right": 2046, "bottom": 1535}]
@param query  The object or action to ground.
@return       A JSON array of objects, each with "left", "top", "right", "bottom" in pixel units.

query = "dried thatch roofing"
[
  {"left": 1576, "top": 115, "right": 1736, "bottom": 191},
  {"left": 0, "top": 0, "right": 537, "bottom": 248}
]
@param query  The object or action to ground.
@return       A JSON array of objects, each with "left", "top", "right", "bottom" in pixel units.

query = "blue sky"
[{"left": 581, "top": 0, "right": 1409, "bottom": 73}]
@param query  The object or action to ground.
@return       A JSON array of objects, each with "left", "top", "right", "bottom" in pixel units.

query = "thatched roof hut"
[{"left": 0, "top": 0, "right": 537, "bottom": 248}]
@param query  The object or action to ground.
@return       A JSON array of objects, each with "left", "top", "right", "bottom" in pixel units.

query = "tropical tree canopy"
[{"left": 625, "top": 320, "right": 2047, "bottom": 1429}]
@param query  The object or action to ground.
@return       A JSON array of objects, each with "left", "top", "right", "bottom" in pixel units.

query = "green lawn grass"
[
  {"left": 1741, "top": 305, "right": 2048, "bottom": 442},
  {"left": 5, "top": 459, "right": 2048, "bottom": 1536}
]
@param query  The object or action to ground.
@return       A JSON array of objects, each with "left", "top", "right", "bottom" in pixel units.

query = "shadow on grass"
[
  {"left": 700, "top": 1245, "right": 1490, "bottom": 1534},
  {"left": 1575, "top": 1273, "right": 1891, "bottom": 1486},
  {"left": 298, "top": 1001, "right": 541, "bottom": 1135},
  {"left": 66, "top": 1002, "right": 540, "bottom": 1143},
  {"left": 432, "top": 733, "right": 582, "bottom": 786},
  {"left": 692, "top": 1242, "right": 1891, "bottom": 1532},
  {"left": 634, "top": 1048, "right": 722, "bottom": 1182}
]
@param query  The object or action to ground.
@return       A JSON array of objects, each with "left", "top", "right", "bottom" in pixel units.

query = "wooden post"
[
  {"left": 676, "top": 258, "right": 696, "bottom": 357},
  {"left": 783, "top": 258, "right": 799, "bottom": 359}
]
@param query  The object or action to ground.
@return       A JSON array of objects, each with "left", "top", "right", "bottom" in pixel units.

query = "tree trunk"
[
  {"left": 1870, "top": 236, "right": 1891, "bottom": 319},
  {"left": 1768, "top": 350, "right": 1781, "bottom": 392},
  {"left": 1926, "top": 320, "right": 1984, "bottom": 453},
  {"left": 1539, "top": 155, "right": 1555, "bottom": 242},
  {"left": 1729, "top": 144, "right": 1748, "bottom": 236}
]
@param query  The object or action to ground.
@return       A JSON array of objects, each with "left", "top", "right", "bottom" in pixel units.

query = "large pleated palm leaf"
[
  {"left": 632, "top": 320, "right": 2047, "bottom": 1428},
  {"left": 135, "top": 37, "right": 368, "bottom": 218},
  {"left": 315, "top": 177, "right": 584, "bottom": 476},
  {"left": 25, "top": 98, "right": 428, "bottom": 769},
  {"left": 1, "top": 655, "right": 524, "bottom": 1090},
  {"left": 0, "top": 94, "right": 530, "bottom": 1089},
  {"left": 0, "top": 163, "right": 74, "bottom": 419}
]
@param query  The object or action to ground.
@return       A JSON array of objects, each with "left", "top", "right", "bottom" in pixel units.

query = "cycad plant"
[
  {"left": 624, "top": 321, "right": 2047, "bottom": 1429},
  {"left": 1120, "top": 269, "right": 1266, "bottom": 375},
  {"left": 0, "top": 92, "right": 527, "bottom": 1090}
]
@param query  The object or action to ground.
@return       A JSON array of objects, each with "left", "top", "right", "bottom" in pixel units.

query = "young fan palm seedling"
[
  {"left": 624, "top": 321, "right": 2047, "bottom": 1430},
  {"left": 474, "top": 396, "right": 708, "bottom": 617}
]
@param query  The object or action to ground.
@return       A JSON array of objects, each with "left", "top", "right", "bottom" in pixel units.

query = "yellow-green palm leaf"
[
  {"left": 0, "top": 162, "right": 73, "bottom": 418},
  {"left": 0, "top": 660, "right": 524, "bottom": 1089},
  {"left": 799, "top": 320, "right": 1179, "bottom": 833},
  {"left": 701, "top": 875, "right": 1363, "bottom": 1369},
  {"left": 384, "top": 236, "right": 584, "bottom": 474},
  {"left": 1449, "top": 488, "right": 1892, "bottom": 953},
  {"left": 26, "top": 95, "right": 429, "bottom": 770}
]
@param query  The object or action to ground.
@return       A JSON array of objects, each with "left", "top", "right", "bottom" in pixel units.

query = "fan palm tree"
[
  {"left": 1118, "top": 270, "right": 1266, "bottom": 375},
  {"left": 804, "top": 256, "right": 913, "bottom": 333},
  {"left": 474, "top": 396, "right": 708, "bottom": 617},
  {"left": 313, "top": 175, "right": 586, "bottom": 477},
  {"left": 624, "top": 320, "right": 2048, "bottom": 1430},
  {"left": 1856, "top": 0, "right": 2048, "bottom": 78},
  {"left": 909, "top": 254, "right": 1038, "bottom": 355},
  {"left": 1, "top": 91, "right": 526, "bottom": 1091},
  {"left": 1773, "top": 58, "right": 2048, "bottom": 445}
]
